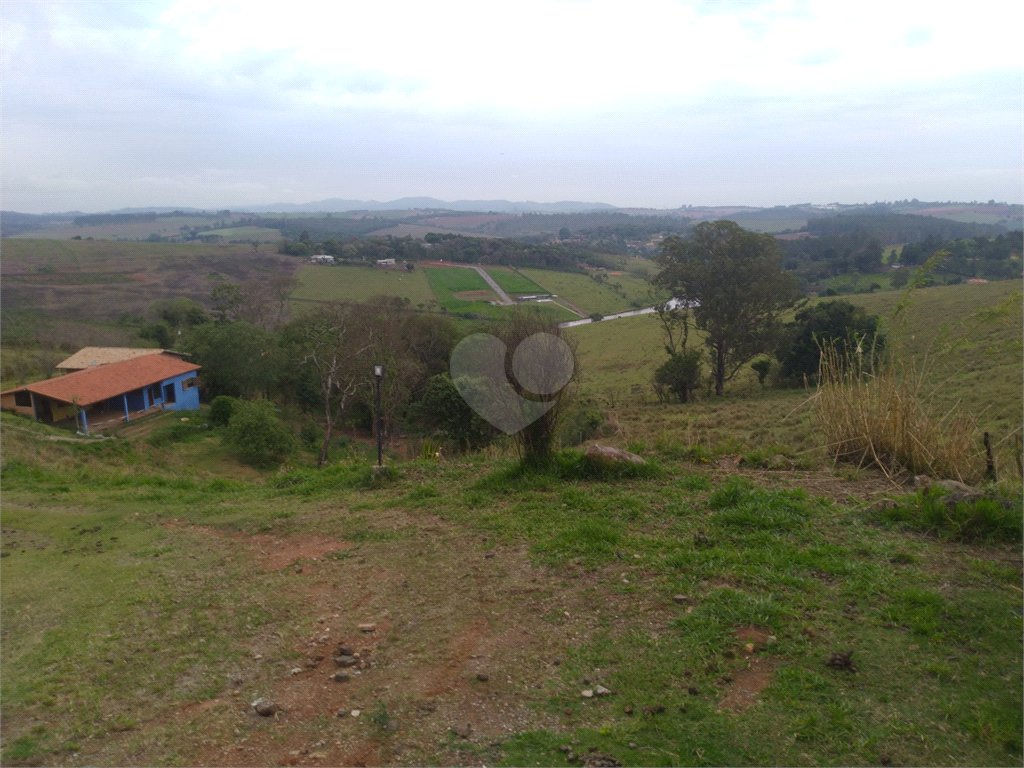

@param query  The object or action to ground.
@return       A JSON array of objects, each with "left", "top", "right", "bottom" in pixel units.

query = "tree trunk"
[
  {"left": 317, "top": 399, "right": 334, "bottom": 469},
  {"left": 317, "top": 420, "right": 332, "bottom": 469},
  {"left": 715, "top": 343, "right": 726, "bottom": 396}
]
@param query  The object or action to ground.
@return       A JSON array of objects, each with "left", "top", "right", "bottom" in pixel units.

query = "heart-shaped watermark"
[{"left": 449, "top": 332, "right": 575, "bottom": 434}]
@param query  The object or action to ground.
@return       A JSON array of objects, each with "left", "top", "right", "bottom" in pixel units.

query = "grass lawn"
[
  {"left": 424, "top": 267, "right": 505, "bottom": 318},
  {"left": 1, "top": 411, "right": 1020, "bottom": 767},
  {"left": 483, "top": 267, "right": 547, "bottom": 295}
]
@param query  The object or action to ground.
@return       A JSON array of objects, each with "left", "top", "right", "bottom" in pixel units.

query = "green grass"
[
  {"left": 290, "top": 263, "right": 436, "bottom": 307},
  {"left": 519, "top": 268, "right": 664, "bottom": 315},
  {"left": 3, "top": 423, "right": 1019, "bottom": 767},
  {"left": 424, "top": 266, "right": 504, "bottom": 317},
  {"left": 483, "top": 267, "right": 547, "bottom": 295}
]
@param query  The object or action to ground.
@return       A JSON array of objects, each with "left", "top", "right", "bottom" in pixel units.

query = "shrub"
[
  {"left": 208, "top": 395, "right": 237, "bottom": 427},
  {"left": 223, "top": 399, "right": 296, "bottom": 466},
  {"left": 776, "top": 300, "right": 885, "bottom": 385},
  {"left": 299, "top": 421, "right": 322, "bottom": 450}
]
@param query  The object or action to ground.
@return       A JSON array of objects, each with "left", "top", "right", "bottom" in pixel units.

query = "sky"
[{"left": 2, "top": 0, "right": 1022, "bottom": 213}]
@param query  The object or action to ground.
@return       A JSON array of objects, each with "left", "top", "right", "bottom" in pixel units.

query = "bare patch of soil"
[
  {"left": 452, "top": 290, "right": 496, "bottom": 300},
  {"left": 718, "top": 656, "right": 779, "bottom": 712}
]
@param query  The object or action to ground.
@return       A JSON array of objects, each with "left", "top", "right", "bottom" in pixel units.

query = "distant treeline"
[
  {"left": 805, "top": 213, "right": 1007, "bottom": 244},
  {"left": 279, "top": 232, "right": 619, "bottom": 272},
  {"left": 0, "top": 211, "right": 75, "bottom": 238}
]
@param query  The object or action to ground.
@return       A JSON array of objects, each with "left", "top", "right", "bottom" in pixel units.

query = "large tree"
[{"left": 654, "top": 220, "right": 802, "bottom": 396}]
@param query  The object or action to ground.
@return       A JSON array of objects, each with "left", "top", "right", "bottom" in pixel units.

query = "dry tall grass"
[{"left": 812, "top": 343, "right": 983, "bottom": 483}]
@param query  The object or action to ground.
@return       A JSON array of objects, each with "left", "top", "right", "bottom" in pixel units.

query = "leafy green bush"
[
  {"left": 299, "top": 421, "right": 322, "bottom": 450},
  {"left": 208, "top": 395, "right": 237, "bottom": 427},
  {"left": 557, "top": 398, "right": 605, "bottom": 447},
  {"left": 222, "top": 399, "right": 296, "bottom": 466}
]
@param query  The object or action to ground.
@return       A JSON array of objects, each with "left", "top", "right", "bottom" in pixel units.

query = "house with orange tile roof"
[
  {"left": 55, "top": 346, "right": 184, "bottom": 374},
  {"left": 1, "top": 352, "right": 201, "bottom": 434}
]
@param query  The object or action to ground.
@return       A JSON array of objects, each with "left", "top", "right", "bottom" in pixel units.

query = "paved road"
[{"left": 471, "top": 265, "right": 514, "bottom": 305}]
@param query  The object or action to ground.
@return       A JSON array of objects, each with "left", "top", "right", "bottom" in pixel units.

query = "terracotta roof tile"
[
  {"left": 56, "top": 347, "right": 172, "bottom": 370},
  {"left": 10, "top": 354, "right": 200, "bottom": 406}
]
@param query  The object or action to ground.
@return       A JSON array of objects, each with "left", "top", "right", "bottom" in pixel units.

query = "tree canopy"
[{"left": 654, "top": 220, "right": 802, "bottom": 395}]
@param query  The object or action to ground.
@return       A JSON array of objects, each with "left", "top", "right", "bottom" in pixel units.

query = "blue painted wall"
[{"left": 159, "top": 372, "right": 200, "bottom": 411}]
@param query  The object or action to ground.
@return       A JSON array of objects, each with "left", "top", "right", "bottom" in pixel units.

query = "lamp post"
[{"left": 373, "top": 364, "right": 384, "bottom": 467}]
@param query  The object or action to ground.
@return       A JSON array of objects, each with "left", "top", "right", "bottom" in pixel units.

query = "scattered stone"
[
  {"left": 294, "top": 566, "right": 303, "bottom": 574},
  {"left": 584, "top": 753, "right": 622, "bottom": 767},
  {"left": 252, "top": 698, "right": 278, "bottom": 716},
  {"left": 559, "top": 745, "right": 572, "bottom": 753},
  {"left": 358, "top": 623, "right": 376, "bottom": 632},
  {"left": 584, "top": 444, "right": 645, "bottom": 465},
  {"left": 679, "top": 704, "right": 687, "bottom": 713},
  {"left": 336, "top": 709, "right": 348, "bottom": 718},
  {"left": 332, "top": 671, "right": 350, "bottom": 683},
  {"left": 642, "top": 705, "right": 665, "bottom": 715},
  {"left": 594, "top": 685, "right": 611, "bottom": 696},
  {"left": 485, "top": 551, "right": 496, "bottom": 559},
  {"left": 334, "top": 655, "right": 358, "bottom": 667},
  {"left": 336, "top": 645, "right": 354, "bottom": 656},
  {"left": 350, "top": 709, "right": 361, "bottom": 718},
  {"left": 309, "top": 752, "right": 327, "bottom": 760},
  {"left": 476, "top": 673, "right": 489, "bottom": 682},
  {"left": 826, "top": 650, "right": 857, "bottom": 672},
  {"left": 623, "top": 706, "right": 633, "bottom": 715},
  {"left": 687, "top": 687, "right": 699, "bottom": 696},
  {"left": 288, "top": 667, "right": 303, "bottom": 676},
  {"left": 450, "top": 722, "right": 472, "bottom": 739},
  {"left": 581, "top": 689, "right": 594, "bottom": 698},
  {"left": 628, "top": 743, "right": 637, "bottom": 749},
  {"left": 744, "top": 643, "right": 755, "bottom": 654},
  {"left": 761, "top": 454, "right": 795, "bottom": 470},
  {"left": 866, "top": 498, "right": 900, "bottom": 514},
  {"left": 672, "top": 594, "right": 691, "bottom": 605},
  {"left": 567, "top": 752, "right": 577, "bottom": 763}
]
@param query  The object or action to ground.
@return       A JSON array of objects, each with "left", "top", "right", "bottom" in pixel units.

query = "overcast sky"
[{"left": 2, "top": 0, "right": 1021, "bottom": 213}]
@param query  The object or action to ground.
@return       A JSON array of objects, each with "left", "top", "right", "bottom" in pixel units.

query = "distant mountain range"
[{"left": 237, "top": 197, "right": 618, "bottom": 214}]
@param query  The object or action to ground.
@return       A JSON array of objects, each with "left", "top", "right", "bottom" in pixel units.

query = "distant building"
[
  {"left": 375, "top": 258, "right": 397, "bottom": 267},
  {"left": 1, "top": 352, "right": 201, "bottom": 435},
  {"left": 967, "top": 278, "right": 989, "bottom": 284},
  {"left": 310, "top": 254, "right": 335, "bottom": 264}
]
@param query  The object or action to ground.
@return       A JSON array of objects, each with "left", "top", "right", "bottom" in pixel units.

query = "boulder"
[{"left": 584, "top": 445, "right": 644, "bottom": 465}]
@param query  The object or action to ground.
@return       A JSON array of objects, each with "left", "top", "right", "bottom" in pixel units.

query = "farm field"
[
  {"left": 0, "top": 238, "right": 299, "bottom": 327},
  {"left": 1, "top": 409, "right": 1020, "bottom": 768},
  {"left": 290, "top": 265, "right": 436, "bottom": 308},
  {"left": 482, "top": 267, "right": 547, "bottom": 295},
  {"left": 9, "top": 214, "right": 257, "bottom": 241},
  {"left": 518, "top": 268, "right": 664, "bottom": 316},
  {"left": 204, "top": 226, "right": 283, "bottom": 241}
]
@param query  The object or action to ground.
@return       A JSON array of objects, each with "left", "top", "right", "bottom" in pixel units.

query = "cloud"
[{"left": 1, "top": 0, "right": 1021, "bottom": 211}]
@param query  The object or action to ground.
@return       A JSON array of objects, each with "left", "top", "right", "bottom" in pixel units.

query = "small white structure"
[
  {"left": 375, "top": 258, "right": 397, "bottom": 267},
  {"left": 310, "top": 255, "right": 335, "bottom": 264}
]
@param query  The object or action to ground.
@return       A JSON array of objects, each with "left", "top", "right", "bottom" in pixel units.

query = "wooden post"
[{"left": 983, "top": 432, "right": 996, "bottom": 482}]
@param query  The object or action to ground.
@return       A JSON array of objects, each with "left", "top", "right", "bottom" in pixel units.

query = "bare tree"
[{"left": 295, "top": 302, "right": 374, "bottom": 468}]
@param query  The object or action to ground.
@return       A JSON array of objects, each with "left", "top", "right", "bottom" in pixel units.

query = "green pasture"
[
  {"left": 291, "top": 264, "right": 436, "bottom": 307},
  {"left": 483, "top": 267, "right": 546, "bottom": 295},
  {"left": 519, "top": 268, "right": 663, "bottom": 315}
]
